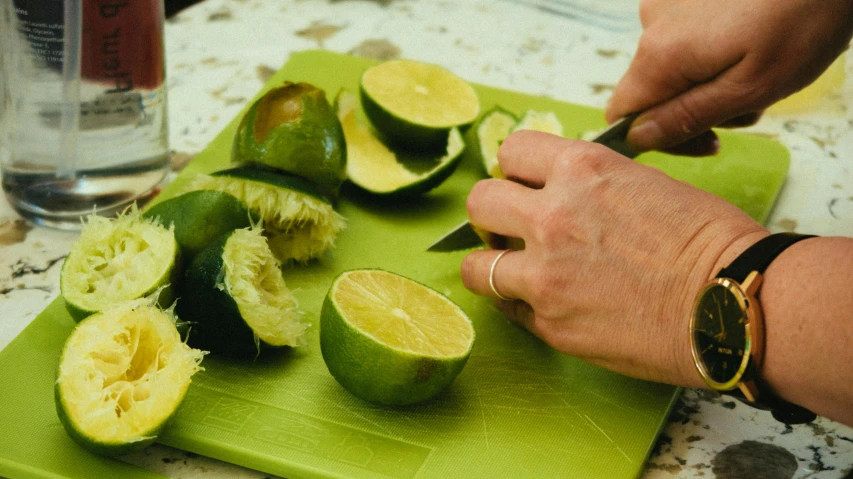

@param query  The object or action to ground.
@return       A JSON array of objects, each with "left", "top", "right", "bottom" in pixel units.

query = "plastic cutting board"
[{"left": 0, "top": 50, "right": 790, "bottom": 479}]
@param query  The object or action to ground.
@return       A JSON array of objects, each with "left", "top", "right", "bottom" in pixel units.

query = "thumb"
[{"left": 625, "top": 67, "right": 767, "bottom": 152}]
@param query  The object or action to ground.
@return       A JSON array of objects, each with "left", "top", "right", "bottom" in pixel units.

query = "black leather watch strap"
[
  {"left": 717, "top": 232, "right": 817, "bottom": 424},
  {"left": 717, "top": 232, "right": 815, "bottom": 282}
]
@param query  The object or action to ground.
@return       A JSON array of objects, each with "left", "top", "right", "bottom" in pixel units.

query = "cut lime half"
[
  {"left": 320, "top": 269, "right": 474, "bottom": 406},
  {"left": 60, "top": 206, "right": 180, "bottom": 321},
  {"left": 360, "top": 59, "right": 480, "bottom": 150},
  {"left": 176, "top": 227, "right": 306, "bottom": 359},
  {"left": 337, "top": 90, "right": 465, "bottom": 197},
  {"left": 55, "top": 300, "right": 205, "bottom": 457}
]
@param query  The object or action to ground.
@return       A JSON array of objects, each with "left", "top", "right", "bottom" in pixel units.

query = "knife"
[{"left": 426, "top": 112, "right": 642, "bottom": 252}]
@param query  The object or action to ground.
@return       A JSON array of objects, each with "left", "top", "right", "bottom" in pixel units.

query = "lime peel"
[{"left": 188, "top": 173, "right": 346, "bottom": 263}]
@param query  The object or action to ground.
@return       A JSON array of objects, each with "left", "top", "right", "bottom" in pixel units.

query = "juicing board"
[{"left": 0, "top": 50, "right": 789, "bottom": 479}]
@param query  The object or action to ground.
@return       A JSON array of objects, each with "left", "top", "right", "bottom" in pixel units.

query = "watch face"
[{"left": 691, "top": 282, "right": 751, "bottom": 387}]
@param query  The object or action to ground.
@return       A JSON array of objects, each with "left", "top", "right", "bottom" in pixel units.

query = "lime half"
[
  {"left": 177, "top": 227, "right": 306, "bottom": 358},
  {"left": 337, "top": 90, "right": 465, "bottom": 197},
  {"left": 55, "top": 300, "right": 205, "bottom": 457},
  {"left": 360, "top": 59, "right": 480, "bottom": 149},
  {"left": 188, "top": 166, "right": 346, "bottom": 263},
  {"left": 60, "top": 206, "right": 180, "bottom": 321},
  {"left": 320, "top": 269, "right": 474, "bottom": 406},
  {"left": 473, "top": 106, "right": 517, "bottom": 179}
]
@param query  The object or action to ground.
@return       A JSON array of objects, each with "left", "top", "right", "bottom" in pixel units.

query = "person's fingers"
[
  {"left": 660, "top": 130, "right": 719, "bottom": 157},
  {"left": 497, "top": 130, "right": 576, "bottom": 187},
  {"left": 466, "top": 178, "right": 535, "bottom": 239},
  {"left": 718, "top": 111, "right": 764, "bottom": 128},
  {"left": 624, "top": 65, "right": 769, "bottom": 152},
  {"left": 460, "top": 248, "right": 527, "bottom": 302}
]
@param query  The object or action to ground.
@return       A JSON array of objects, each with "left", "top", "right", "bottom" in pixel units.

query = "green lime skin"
[
  {"left": 213, "top": 164, "right": 330, "bottom": 203},
  {"left": 143, "top": 190, "right": 257, "bottom": 260},
  {"left": 177, "top": 232, "right": 259, "bottom": 358},
  {"left": 359, "top": 88, "right": 451, "bottom": 152},
  {"left": 231, "top": 82, "right": 347, "bottom": 200}
]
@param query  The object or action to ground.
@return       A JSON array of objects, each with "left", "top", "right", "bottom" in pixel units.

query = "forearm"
[{"left": 750, "top": 236, "right": 853, "bottom": 425}]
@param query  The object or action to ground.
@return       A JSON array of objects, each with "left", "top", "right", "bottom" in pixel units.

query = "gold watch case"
[{"left": 689, "top": 271, "right": 765, "bottom": 402}]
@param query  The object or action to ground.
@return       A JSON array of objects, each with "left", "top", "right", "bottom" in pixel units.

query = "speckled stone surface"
[{"left": 1, "top": 1, "right": 852, "bottom": 478}]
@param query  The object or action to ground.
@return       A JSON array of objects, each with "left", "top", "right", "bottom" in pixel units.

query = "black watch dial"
[{"left": 691, "top": 282, "right": 750, "bottom": 387}]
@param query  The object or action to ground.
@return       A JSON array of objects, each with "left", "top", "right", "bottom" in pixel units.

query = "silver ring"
[{"left": 489, "top": 249, "right": 513, "bottom": 301}]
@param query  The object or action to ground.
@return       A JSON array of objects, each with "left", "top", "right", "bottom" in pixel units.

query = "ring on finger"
[{"left": 489, "top": 249, "right": 514, "bottom": 301}]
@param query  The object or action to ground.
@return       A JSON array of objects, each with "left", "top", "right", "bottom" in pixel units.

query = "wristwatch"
[{"left": 689, "top": 232, "right": 817, "bottom": 424}]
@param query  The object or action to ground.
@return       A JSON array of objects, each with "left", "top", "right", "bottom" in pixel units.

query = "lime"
[
  {"left": 55, "top": 299, "right": 205, "bottom": 457},
  {"left": 187, "top": 165, "right": 346, "bottom": 263},
  {"left": 336, "top": 90, "right": 465, "bottom": 197},
  {"left": 320, "top": 269, "right": 474, "bottom": 406},
  {"left": 143, "top": 190, "right": 257, "bottom": 260},
  {"left": 472, "top": 106, "right": 517, "bottom": 179},
  {"left": 231, "top": 81, "right": 347, "bottom": 199},
  {"left": 360, "top": 59, "right": 480, "bottom": 150},
  {"left": 176, "top": 227, "right": 306, "bottom": 359},
  {"left": 511, "top": 109, "right": 564, "bottom": 136},
  {"left": 60, "top": 206, "right": 180, "bottom": 322}
]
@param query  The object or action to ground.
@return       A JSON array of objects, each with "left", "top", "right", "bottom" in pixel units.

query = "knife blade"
[{"left": 426, "top": 112, "right": 641, "bottom": 252}]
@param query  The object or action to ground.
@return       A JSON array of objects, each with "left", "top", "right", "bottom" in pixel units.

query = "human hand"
[
  {"left": 460, "top": 130, "right": 769, "bottom": 386},
  {"left": 607, "top": 0, "right": 853, "bottom": 155}
]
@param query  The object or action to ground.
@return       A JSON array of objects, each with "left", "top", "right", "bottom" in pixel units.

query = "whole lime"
[{"left": 232, "top": 82, "right": 347, "bottom": 199}]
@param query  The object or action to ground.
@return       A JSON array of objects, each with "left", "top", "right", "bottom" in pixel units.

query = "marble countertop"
[{"left": 2, "top": 1, "right": 853, "bottom": 477}]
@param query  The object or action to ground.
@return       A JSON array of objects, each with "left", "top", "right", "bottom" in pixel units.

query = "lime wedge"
[
  {"left": 320, "top": 269, "right": 474, "bottom": 406},
  {"left": 473, "top": 106, "right": 517, "bottom": 179},
  {"left": 60, "top": 206, "right": 180, "bottom": 321},
  {"left": 187, "top": 166, "right": 346, "bottom": 263},
  {"left": 143, "top": 189, "right": 256, "bottom": 260},
  {"left": 55, "top": 299, "right": 205, "bottom": 457},
  {"left": 336, "top": 90, "right": 465, "bottom": 197},
  {"left": 176, "top": 227, "right": 306, "bottom": 359},
  {"left": 511, "top": 109, "right": 564, "bottom": 136},
  {"left": 360, "top": 59, "right": 480, "bottom": 149},
  {"left": 231, "top": 81, "right": 347, "bottom": 199}
]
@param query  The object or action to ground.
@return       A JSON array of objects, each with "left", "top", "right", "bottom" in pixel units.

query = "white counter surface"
[{"left": 2, "top": 1, "right": 852, "bottom": 477}]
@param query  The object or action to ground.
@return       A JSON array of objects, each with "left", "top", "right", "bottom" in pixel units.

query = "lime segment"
[
  {"left": 337, "top": 90, "right": 465, "bottom": 196},
  {"left": 321, "top": 269, "right": 474, "bottom": 405},
  {"left": 511, "top": 109, "right": 564, "bottom": 136},
  {"left": 55, "top": 300, "right": 205, "bottom": 457},
  {"left": 473, "top": 106, "right": 517, "bottom": 178}
]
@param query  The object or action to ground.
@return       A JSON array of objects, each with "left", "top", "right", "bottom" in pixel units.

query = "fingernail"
[{"left": 627, "top": 115, "right": 663, "bottom": 151}]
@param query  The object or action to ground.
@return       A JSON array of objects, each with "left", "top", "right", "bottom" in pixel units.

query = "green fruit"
[
  {"left": 511, "top": 109, "right": 563, "bottom": 136},
  {"left": 336, "top": 90, "right": 465, "bottom": 197},
  {"left": 55, "top": 299, "right": 205, "bottom": 456},
  {"left": 187, "top": 166, "right": 346, "bottom": 263},
  {"left": 472, "top": 106, "right": 517, "bottom": 179},
  {"left": 143, "top": 190, "right": 257, "bottom": 260},
  {"left": 320, "top": 269, "right": 474, "bottom": 406},
  {"left": 60, "top": 206, "right": 180, "bottom": 322},
  {"left": 231, "top": 81, "right": 347, "bottom": 199},
  {"left": 176, "top": 227, "right": 306, "bottom": 359},
  {"left": 359, "top": 59, "right": 480, "bottom": 150}
]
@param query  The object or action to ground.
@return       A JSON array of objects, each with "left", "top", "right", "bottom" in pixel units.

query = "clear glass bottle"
[{"left": 0, "top": 0, "right": 169, "bottom": 229}]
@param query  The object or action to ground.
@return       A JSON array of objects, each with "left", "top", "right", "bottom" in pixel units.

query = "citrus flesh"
[
  {"left": 321, "top": 269, "right": 474, "bottom": 406},
  {"left": 474, "top": 106, "right": 517, "bottom": 179},
  {"left": 177, "top": 227, "right": 305, "bottom": 358},
  {"left": 511, "top": 109, "right": 564, "bottom": 136},
  {"left": 188, "top": 167, "right": 346, "bottom": 263},
  {"left": 337, "top": 90, "right": 465, "bottom": 196},
  {"left": 360, "top": 59, "right": 479, "bottom": 149},
  {"left": 55, "top": 300, "right": 205, "bottom": 456},
  {"left": 60, "top": 206, "right": 179, "bottom": 321}
]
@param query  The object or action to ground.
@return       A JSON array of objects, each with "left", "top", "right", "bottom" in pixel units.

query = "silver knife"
[{"left": 426, "top": 112, "right": 641, "bottom": 252}]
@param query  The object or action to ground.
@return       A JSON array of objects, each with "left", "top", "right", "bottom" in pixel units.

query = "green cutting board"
[{"left": 0, "top": 50, "right": 789, "bottom": 479}]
